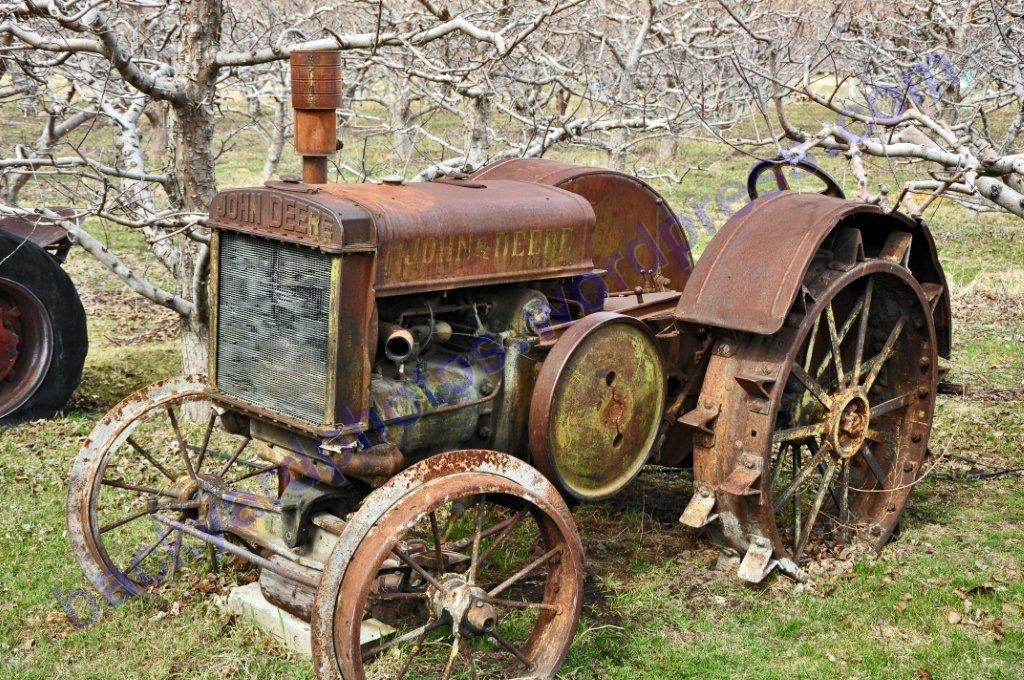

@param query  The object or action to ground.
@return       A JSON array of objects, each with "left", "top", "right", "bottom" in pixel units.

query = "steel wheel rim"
[
  {"left": 334, "top": 473, "right": 583, "bottom": 679},
  {"left": 762, "top": 264, "right": 937, "bottom": 561},
  {"left": 0, "top": 276, "right": 54, "bottom": 416},
  {"left": 69, "top": 381, "right": 263, "bottom": 600}
]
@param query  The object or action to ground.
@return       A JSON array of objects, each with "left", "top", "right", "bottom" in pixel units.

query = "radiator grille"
[{"left": 216, "top": 232, "right": 333, "bottom": 424}]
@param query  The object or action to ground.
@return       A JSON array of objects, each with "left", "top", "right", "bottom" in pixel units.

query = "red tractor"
[{"left": 0, "top": 209, "right": 88, "bottom": 425}]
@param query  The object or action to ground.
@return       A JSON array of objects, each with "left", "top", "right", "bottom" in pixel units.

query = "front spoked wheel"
[
  {"left": 312, "top": 450, "right": 584, "bottom": 680},
  {"left": 67, "top": 376, "right": 272, "bottom": 602}
]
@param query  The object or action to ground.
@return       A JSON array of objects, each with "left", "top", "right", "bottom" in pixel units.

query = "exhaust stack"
[{"left": 289, "top": 50, "right": 342, "bottom": 184}]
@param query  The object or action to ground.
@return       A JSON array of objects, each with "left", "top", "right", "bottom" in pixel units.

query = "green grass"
[{"left": 2, "top": 101, "right": 1023, "bottom": 678}]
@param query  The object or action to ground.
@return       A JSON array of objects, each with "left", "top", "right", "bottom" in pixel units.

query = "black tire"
[{"left": 0, "top": 230, "right": 88, "bottom": 426}]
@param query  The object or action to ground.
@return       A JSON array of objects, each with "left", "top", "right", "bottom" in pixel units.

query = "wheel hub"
[
  {"left": 0, "top": 299, "right": 20, "bottom": 383},
  {"left": 428, "top": 574, "right": 497, "bottom": 638},
  {"left": 828, "top": 390, "right": 870, "bottom": 459}
]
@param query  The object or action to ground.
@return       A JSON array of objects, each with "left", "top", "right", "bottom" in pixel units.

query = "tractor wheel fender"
[{"left": 674, "top": 192, "right": 950, "bottom": 357}]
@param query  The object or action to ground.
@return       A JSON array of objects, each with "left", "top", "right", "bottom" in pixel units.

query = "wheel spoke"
[
  {"left": 796, "top": 461, "right": 838, "bottom": 559},
  {"left": 217, "top": 436, "right": 252, "bottom": 477},
  {"left": 870, "top": 393, "right": 913, "bottom": 418},
  {"left": 194, "top": 412, "right": 217, "bottom": 473},
  {"left": 470, "top": 511, "right": 530, "bottom": 575},
  {"left": 125, "top": 436, "right": 175, "bottom": 482},
  {"left": 227, "top": 463, "right": 276, "bottom": 486},
  {"left": 394, "top": 627, "right": 429, "bottom": 680},
  {"left": 851, "top": 278, "right": 874, "bottom": 386},
  {"left": 468, "top": 495, "right": 486, "bottom": 582},
  {"left": 392, "top": 545, "right": 450, "bottom": 595},
  {"left": 825, "top": 303, "right": 846, "bottom": 386},
  {"left": 814, "top": 295, "right": 865, "bottom": 380},
  {"left": 772, "top": 421, "right": 825, "bottom": 444},
  {"left": 770, "top": 443, "right": 791, "bottom": 489},
  {"left": 429, "top": 511, "right": 445, "bottom": 571},
  {"left": 488, "top": 629, "right": 535, "bottom": 670},
  {"left": 859, "top": 444, "right": 887, "bottom": 487},
  {"left": 792, "top": 446, "right": 802, "bottom": 547},
  {"left": 839, "top": 460, "right": 851, "bottom": 544},
  {"left": 101, "top": 477, "right": 179, "bottom": 500},
  {"left": 863, "top": 314, "right": 908, "bottom": 392},
  {"left": 165, "top": 405, "right": 197, "bottom": 479},
  {"left": 790, "top": 364, "right": 833, "bottom": 409},
  {"left": 362, "top": 620, "right": 443, "bottom": 660},
  {"left": 441, "top": 637, "right": 460, "bottom": 680},
  {"left": 100, "top": 500, "right": 199, "bottom": 534},
  {"left": 488, "top": 547, "right": 561, "bottom": 598},
  {"left": 128, "top": 526, "right": 174, "bottom": 574},
  {"left": 803, "top": 313, "right": 821, "bottom": 372},
  {"left": 482, "top": 595, "right": 560, "bottom": 613},
  {"left": 773, "top": 442, "right": 831, "bottom": 511},
  {"left": 451, "top": 511, "right": 526, "bottom": 555}
]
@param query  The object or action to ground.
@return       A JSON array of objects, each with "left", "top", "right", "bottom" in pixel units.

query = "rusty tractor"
[
  {"left": 0, "top": 209, "right": 88, "bottom": 425},
  {"left": 66, "top": 51, "right": 950, "bottom": 679}
]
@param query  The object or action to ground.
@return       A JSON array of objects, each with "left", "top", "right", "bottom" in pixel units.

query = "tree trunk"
[
  {"left": 467, "top": 95, "right": 491, "bottom": 168},
  {"left": 168, "top": 0, "right": 222, "bottom": 379},
  {"left": 261, "top": 92, "right": 288, "bottom": 183},
  {"left": 143, "top": 102, "right": 169, "bottom": 155}
]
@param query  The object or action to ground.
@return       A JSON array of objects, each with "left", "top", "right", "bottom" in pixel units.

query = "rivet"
[
  {"left": 870, "top": 525, "right": 882, "bottom": 536},
  {"left": 885, "top": 502, "right": 897, "bottom": 512},
  {"left": 911, "top": 432, "right": 922, "bottom": 443},
  {"left": 919, "top": 357, "right": 931, "bottom": 369},
  {"left": 903, "top": 462, "right": 914, "bottom": 472}
]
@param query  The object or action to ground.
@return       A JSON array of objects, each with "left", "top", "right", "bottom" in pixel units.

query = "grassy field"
[{"left": 1, "top": 105, "right": 1023, "bottom": 679}]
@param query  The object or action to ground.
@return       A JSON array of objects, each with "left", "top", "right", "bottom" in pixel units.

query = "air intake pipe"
[{"left": 289, "top": 50, "right": 342, "bottom": 184}]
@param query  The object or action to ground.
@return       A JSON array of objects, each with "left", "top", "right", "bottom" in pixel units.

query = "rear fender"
[{"left": 675, "top": 192, "right": 951, "bottom": 357}]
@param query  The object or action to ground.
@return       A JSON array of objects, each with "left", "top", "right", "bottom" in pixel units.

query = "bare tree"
[
  {"left": 0, "top": 0, "right": 592, "bottom": 374},
  {"left": 716, "top": 0, "right": 1024, "bottom": 218}
]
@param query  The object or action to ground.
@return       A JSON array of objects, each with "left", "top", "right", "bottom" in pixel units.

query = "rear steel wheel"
[
  {"left": 312, "top": 450, "right": 584, "bottom": 680},
  {"left": 67, "top": 376, "right": 269, "bottom": 602},
  {"left": 686, "top": 232, "right": 938, "bottom": 581}
]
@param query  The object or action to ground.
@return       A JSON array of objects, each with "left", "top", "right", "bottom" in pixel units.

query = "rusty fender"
[{"left": 674, "top": 192, "right": 950, "bottom": 357}]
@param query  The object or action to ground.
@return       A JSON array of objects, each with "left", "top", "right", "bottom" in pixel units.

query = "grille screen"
[{"left": 216, "top": 232, "right": 332, "bottom": 424}]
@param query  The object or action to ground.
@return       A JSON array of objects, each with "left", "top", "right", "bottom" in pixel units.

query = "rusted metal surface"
[
  {"left": 208, "top": 179, "right": 597, "bottom": 298},
  {"left": 290, "top": 51, "right": 342, "bottom": 184},
  {"left": 472, "top": 158, "right": 693, "bottom": 293},
  {"left": 675, "top": 192, "right": 951, "bottom": 357},
  {"left": 311, "top": 449, "right": 584, "bottom": 680},
  {"left": 683, "top": 239, "right": 938, "bottom": 581},
  {"left": 529, "top": 312, "right": 667, "bottom": 500},
  {"left": 0, "top": 277, "right": 53, "bottom": 417},
  {"left": 320, "top": 179, "right": 597, "bottom": 296},
  {"left": 0, "top": 207, "right": 80, "bottom": 260}
]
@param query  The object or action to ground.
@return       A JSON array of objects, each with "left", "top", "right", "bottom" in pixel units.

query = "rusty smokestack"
[{"left": 289, "top": 50, "right": 343, "bottom": 184}]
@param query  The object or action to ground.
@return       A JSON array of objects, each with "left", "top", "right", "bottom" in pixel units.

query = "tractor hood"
[{"left": 208, "top": 178, "right": 597, "bottom": 296}]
